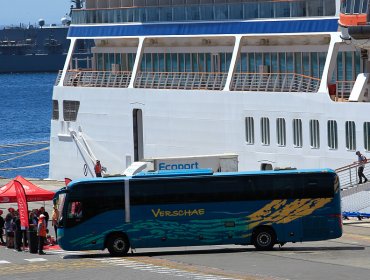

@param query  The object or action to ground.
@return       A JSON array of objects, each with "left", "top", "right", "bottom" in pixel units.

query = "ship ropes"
[{"left": 0, "top": 141, "right": 49, "bottom": 175}]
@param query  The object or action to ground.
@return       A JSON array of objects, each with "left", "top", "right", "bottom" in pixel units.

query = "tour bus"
[{"left": 54, "top": 169, "right": 342, "bottom": 256}]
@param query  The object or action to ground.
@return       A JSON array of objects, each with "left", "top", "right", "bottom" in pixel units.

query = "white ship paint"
[{"left": 49, "top": 0, "right": 370, "bottom": 180}]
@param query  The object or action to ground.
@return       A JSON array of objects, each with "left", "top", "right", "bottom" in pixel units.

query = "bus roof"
[{"left": 64, "top": 168, "right": 335, "bottom": 189}]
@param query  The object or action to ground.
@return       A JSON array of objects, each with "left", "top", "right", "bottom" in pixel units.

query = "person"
[
  {"left": 13, "top": 211, "right": 22, "bottom": 252},
  {"left": 29, "top": 211, "right": 38, "bottom": 231},
  {"left": 39, "top": 207, "right": 49, "bottom": 229},
  {"left": 0, "top": 210, "right": 5, "bottom": 245},
  {"left": 37, "top": 214, "right": 47, "bottom": 255},
  {"left": 51, "top": 205, "right": 59, "bottom": 242},
  {"left": 356, "top": 151, "right": 368, "bottom": 184},
  {"left": 94, "top": 160, "right": 102, "bottom": 177},
  {"left": 4, "top": 211, "right": 14, "bottom": 249}
]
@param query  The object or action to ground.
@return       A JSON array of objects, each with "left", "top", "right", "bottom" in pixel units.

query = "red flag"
[
  {"left": 65, "top": 178, "right": 72, "bottom": 186},
  {"left": 13, "top": 180, "right": 29, "bottom": 230}
]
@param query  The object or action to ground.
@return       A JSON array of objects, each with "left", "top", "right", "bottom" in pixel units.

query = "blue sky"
[{"left": 0, "top": 0, "right": 72, "bottom": 26}]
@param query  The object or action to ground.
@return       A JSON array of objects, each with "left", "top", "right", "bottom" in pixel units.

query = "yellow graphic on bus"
[{"left": 246, "top": 198, "right": 332, "bottom": 230}]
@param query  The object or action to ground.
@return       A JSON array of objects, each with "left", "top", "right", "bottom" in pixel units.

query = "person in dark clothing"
[
  {"left": 0, "top": 210, "right": 5, "bottom": 245},
  {"left": 13, "top": 212, "right": 22, "bottom": 251}
]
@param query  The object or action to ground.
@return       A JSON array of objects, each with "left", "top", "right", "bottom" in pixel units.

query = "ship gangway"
[{"left": 337, "top": 161, "right": 370, "bottom": 220}]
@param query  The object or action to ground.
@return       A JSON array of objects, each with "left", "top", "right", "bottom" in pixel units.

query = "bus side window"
[{"left": 68, "top": 201, "right": 83, "bottom": 219}]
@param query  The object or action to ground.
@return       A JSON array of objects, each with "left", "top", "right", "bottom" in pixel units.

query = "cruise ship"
[{"left": 49, "top": 0, "right": 370, "bottom": 180}]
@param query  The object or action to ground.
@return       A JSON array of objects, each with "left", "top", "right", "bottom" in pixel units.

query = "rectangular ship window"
[
  {"left": 63, "top": 100, "right": 80, "bottom": 122},
  {"left": 365, "top": 122, "right": 370, "bottom": 152},
  {"left": 327, "top": 120, "right": 338, "bottom": 150},
  {"left": 52, "top": 100, "right": 59, "bottom": 120},
  {"left": 293, "top": 119, "right": 303, "bottom": 148},
  {"left": 245, "top": 117, "right": 255, "bottom": 144},
  {"left": 276, "top": 118, "right": 286, "bottom": 147},
  {"left": 261, "top": 117, "right": 270, "bottom": 145},
  {"left": 310, "top": 119, "right": 320, "bottom": 149},
  {"left": 345, "top": 121, "right": 356, "bottom": 151}
]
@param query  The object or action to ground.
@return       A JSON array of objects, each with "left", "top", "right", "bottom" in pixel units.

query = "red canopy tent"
[{"left": 0, "top": 175, "right": 55, "bottom": 203}]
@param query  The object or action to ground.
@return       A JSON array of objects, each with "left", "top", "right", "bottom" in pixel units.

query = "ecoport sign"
[
  {"left": 158, "top": 162, "right": 199, "bottom": 170},
  {"left": 150, "top": 154, "right": 238, "bottom": 173}
]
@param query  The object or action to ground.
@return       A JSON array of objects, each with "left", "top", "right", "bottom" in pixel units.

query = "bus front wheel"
[
  {"left": 107, "top": 234, "right": 130, "bottom": 256},
  {"left": 252, "top": 227, "right": 276, "bottom": 251}
]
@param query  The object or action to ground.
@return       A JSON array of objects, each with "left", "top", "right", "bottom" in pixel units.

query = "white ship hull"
[{"left": 50, "top": 86, "right": 364, "bottom": 180}]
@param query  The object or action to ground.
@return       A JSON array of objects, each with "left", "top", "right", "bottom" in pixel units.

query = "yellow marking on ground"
[{"left": 0, "top": 259, "right": 111, "bottom": 276}]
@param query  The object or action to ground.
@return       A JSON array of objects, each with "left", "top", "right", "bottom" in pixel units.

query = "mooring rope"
[
  {"left": 0, "top": 141, "right": 49, "bottom": 149},
  {"left": 0, "top": 147, "right": 49, "bottom": 165},
  {"left": 0, "top": 162, "right": 49, "bottom": 171}
]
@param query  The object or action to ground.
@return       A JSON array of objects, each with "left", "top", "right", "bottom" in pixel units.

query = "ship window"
[
  {"left": 276, "top": 118, "right": 286, "bottom": 147},
  {"left": 52, "top": 100, "right": 59, "bottom": 120},
  {"left": 245, "top": 117, "right": 255, "bottom": 145},
  {"left": 310, "top": 119, "right": 320, "bottom": 149},
  {"left": 345, "top": 121, "right": 356, "bottom": 151},
  {"left": 365, "top": 122, "right": 370, "bottom": 152},
  {"left": 261, "top": 117, "right": 270, "bottom": 145},
  {"left": 327, "top": 120, "right": 338, "bottom": 150},
  {"left": 293, "top": 119, "right": 303, "bottom": 148},
  {"left": 63, "top": 101, "right": 80, "bottom": 122}
]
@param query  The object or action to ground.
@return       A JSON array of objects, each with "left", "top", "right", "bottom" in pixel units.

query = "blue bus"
[{"left": 54, "top": 169, "right": 342, "bottom": 256}]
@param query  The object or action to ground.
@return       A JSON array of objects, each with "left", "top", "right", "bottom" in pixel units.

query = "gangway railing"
[
  {"left": 336, "top": 160, "right": 370, "bottom": 191},
  {"left": 337, "top": 160, "right": 370, "bottom": 219}
]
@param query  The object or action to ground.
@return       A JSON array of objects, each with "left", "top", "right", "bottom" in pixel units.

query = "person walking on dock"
[{"left": 356, "top": 151, "right": 368, "bottom": 184}]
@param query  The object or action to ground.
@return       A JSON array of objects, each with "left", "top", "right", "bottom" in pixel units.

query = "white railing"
[
  {"left": 63, "top": 70, "right": 132, "bottom": 88},
  {"left": 55, "top": 70, "right": 63, "bottom": 86},
  {"left": 336, "top": 161, "right": 370, "bottom": 191},
  {"left": 134, "top": 71, "right": 228, "bottom": 90},
  {"left": 54, "top": 70, "right": 356, "bottom": 100},
  {"left": 333, "top": 81, "right": 356, "bottom": 101},
  {"left": 230, "top": 73, "right": 321, "bottom": 93}
]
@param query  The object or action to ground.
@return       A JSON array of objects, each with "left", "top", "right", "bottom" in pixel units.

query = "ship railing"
[
  {"left": 63, "top": 70, "right": 132, "bottom": 88},
  {"left": 71, "top": 0, "right": 335, "bottom": 24},
  {"left": 230, "top": 72, "right": 321, "bottom": 93},
  {"left": 134, "top": 71, "right": 228, "bottom": 90},
  {"left": 55, "top": 70, "right": 63, "bottom": 86},
  {"left": 333, "top": 81, "right": 356, "bottom": 101},
  {"left": 336, "top": 161, "right": 370, "bottom": 190}
]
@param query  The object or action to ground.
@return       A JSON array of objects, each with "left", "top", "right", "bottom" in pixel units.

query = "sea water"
[{"left": 0, "top": 73, "right": 55, "bottom": 179}]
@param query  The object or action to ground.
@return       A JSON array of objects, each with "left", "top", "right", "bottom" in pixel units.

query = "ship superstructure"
[{"left": 49, "top": 0, "right": 370, "bottom": 180}]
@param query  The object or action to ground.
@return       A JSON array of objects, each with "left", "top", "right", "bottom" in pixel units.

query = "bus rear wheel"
[
  {"left": 252, "top": 227, "right": 276, "bottom": 251},
  {"left": 107, "top": 234, "right": 130, "bottom": 257}
]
